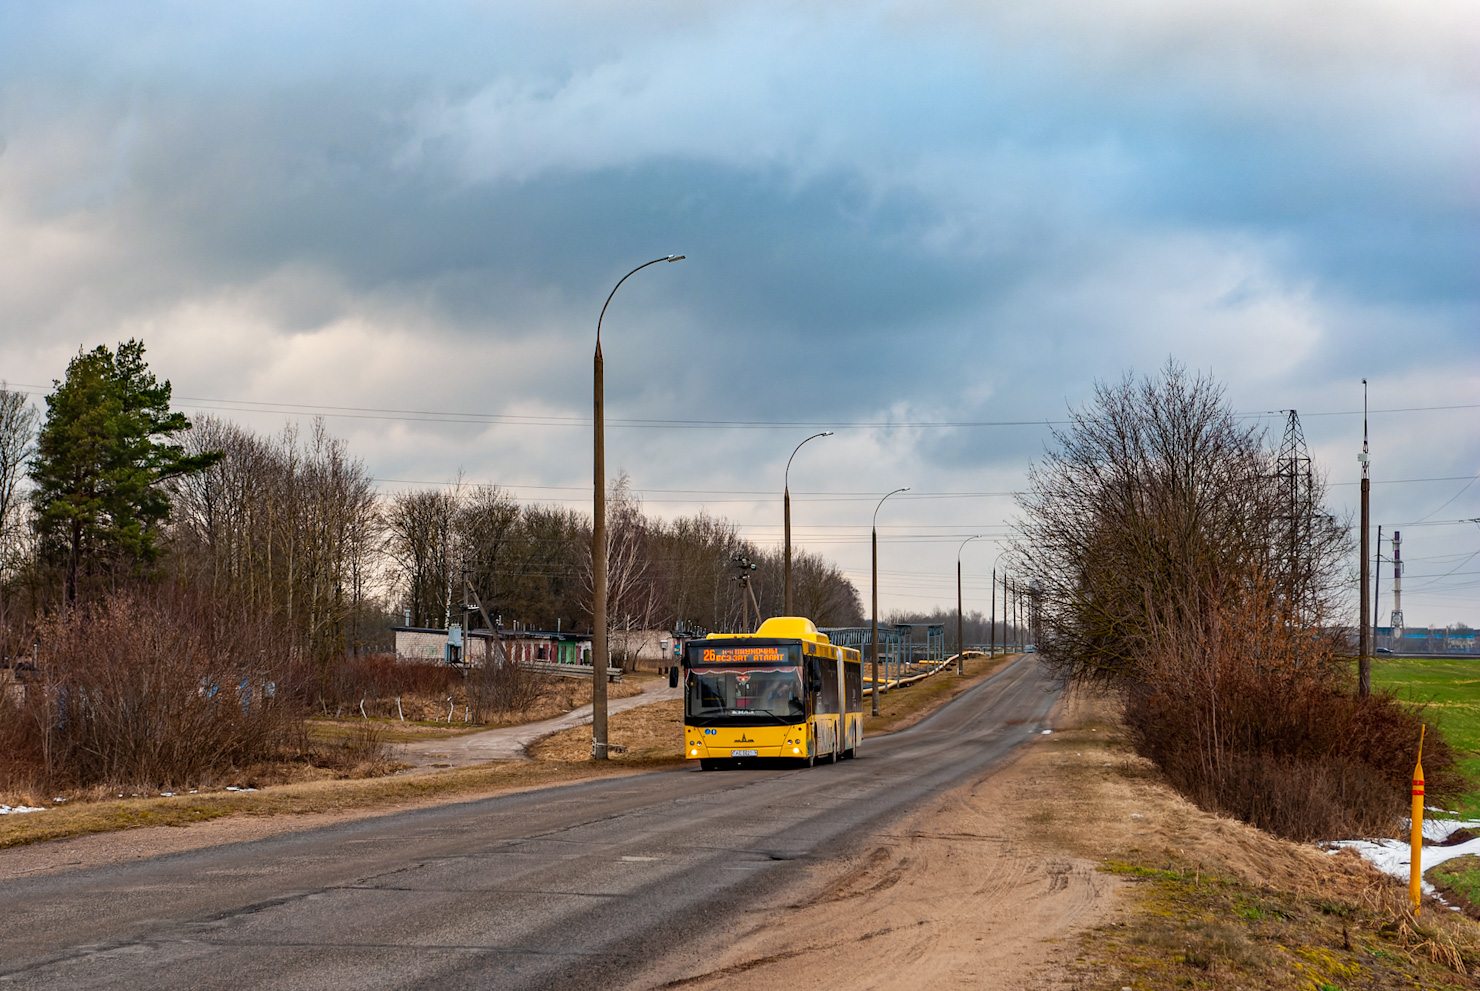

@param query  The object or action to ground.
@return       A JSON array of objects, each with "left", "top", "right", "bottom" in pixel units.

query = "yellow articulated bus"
[{"left": 679, "top": 617, "right": 863, "bottom": 770}]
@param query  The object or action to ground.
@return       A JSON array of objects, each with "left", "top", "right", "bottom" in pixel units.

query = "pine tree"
[{"left": 30, "top": 340, "right": 220, "bottom": 604}]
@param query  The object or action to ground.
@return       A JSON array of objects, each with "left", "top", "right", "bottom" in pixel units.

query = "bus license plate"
[{"left": 730, "top": 749, "right": 758, "bottom": 757}]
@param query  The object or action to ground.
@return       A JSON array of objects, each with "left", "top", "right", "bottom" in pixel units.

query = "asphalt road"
[{"left": 0, "top": 656, "right": 1060, "bottom": 990}]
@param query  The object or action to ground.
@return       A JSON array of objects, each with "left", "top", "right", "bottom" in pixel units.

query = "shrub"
[
  {"left": 325, "top": 654, "right": 461, "bottom": 710},
  {"left": 2, "top": 586, "right": 306, "bottom": 793},
  {"left": 1123, "top": 590, "right": 1459, "bottom": 841}
]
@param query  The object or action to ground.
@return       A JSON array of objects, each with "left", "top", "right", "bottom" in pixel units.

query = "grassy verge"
[
  {"left": 0, "top": 756, "right": 679, "bottom": 851},
  {"left": 1371, "top": 654, "right": 1480, "bottom": 817},
  {"left": 1084, "top": 859, "right": 1476, "bottom": 989},
  {"left": 1027, "top": 691, "right": 1480, "bottom": 990},
  {"left": 1428, "top": 854, "right": 1480, "bottom": 922}
]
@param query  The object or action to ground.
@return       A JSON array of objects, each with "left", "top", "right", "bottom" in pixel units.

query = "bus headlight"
[
  {"left": 690, "top": 749, "right": 699, "bottom": 756},
  {"left": 792, "top": 747, "right": 801, "bottom": 754}
]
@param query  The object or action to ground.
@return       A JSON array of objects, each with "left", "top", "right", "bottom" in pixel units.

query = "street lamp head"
[
  {"left": 667, "top": 254, "right": 685, "bottom": 262},
  {"left": 874, "top": 485, "right": 911, "bottom": 526},
  {"left": 821, "top": 431, "right": 834, "bottom": 437}
]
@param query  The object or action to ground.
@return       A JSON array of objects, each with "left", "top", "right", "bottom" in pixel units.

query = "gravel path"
[{"left": 396, "top": 680, "right": 682, "bottom": 768}]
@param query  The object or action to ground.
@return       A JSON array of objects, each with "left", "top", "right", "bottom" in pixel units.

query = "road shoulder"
[{"left": 642, "top": 686, "right": 1122, "bottom": 991}]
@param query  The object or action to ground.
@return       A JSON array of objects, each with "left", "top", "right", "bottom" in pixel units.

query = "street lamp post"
[
  {"left": 987, "top": 549, "right": 1006, "bottom": 658},
  {"left": 871, "top": 486, "right": 910, "bottom": 715},
  {"left": 956, "top": 535, "right": 985, "bottom": 674},
  {"left": 784, "top": 431, "right": 833, "bottom": 616},
  {"left": 592, "top": 254, "right": 684, "bottom": 760}
]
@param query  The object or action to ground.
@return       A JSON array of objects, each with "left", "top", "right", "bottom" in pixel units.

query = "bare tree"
[
  {"left": 169, "top": 417, "right": 382, "bottom": 661},
  {"left": 0, "top": 385, "right": 39, "bottom": 648},
  {"left": 648, "top": 509, "right": 742, "bottom": 633},
  {"left": 752, "top": 546, "right": 863, "bottom": 627},
  {"left": 1013, "top": 361, "right": 1348, "bottom": 687},
  {"left": 384, "top": 487, "right": 458, "bottom": 630},
  {"left": 581, "top": 473, "right": 660, "bottom": 665},
  {"left": 0, "top": 386, "right": 36, "bottom": 552}
]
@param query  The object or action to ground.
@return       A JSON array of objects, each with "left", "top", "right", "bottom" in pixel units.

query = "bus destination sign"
[{"left": 696, "top": 645, "right": 789, "bottom": 666}]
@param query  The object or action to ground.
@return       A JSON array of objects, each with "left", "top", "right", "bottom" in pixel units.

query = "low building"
[{"left": 393, "top": 626, "right": 593, "bottom": 667}]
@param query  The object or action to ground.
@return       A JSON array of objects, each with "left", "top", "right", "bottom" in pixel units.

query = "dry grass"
[
  {"left": 528, "top": 699, "right": 686, "bottom": 763},
  {"left": 305, "top": 676, "right": 647, "bottom": 744},
  {"left": 1026, "top": 689, "right": 1480, "bottom": 990},
  {"left": 0, "top": 757, "right": 669, "bottom": 851},
  {"left": 327, "top": 674, "right": 645, "bottom": 730}
]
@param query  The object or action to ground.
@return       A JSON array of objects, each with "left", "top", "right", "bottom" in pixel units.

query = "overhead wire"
[{"left": 3, "top": 382, "right": 1475, "bottom": 431}]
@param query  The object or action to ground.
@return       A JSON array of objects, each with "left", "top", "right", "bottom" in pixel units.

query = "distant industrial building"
[{"left": 1374, "top": 626, "right": 1477, "bottom": 655}]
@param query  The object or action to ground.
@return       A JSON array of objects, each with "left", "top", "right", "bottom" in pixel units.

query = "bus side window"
[
  {"left": 845, "top": 664, "right": 862, "bottom": 709},
  {"left": 819, "top": 659, "right": 840, "bottom": 714}
]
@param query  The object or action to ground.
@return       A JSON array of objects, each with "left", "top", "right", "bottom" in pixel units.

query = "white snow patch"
[
  {"left": 1328, "top": 818, "right": 1480, "bottom": 899},
  {"left": 0, "top": 804, "right": 46, "bottom": 815}
]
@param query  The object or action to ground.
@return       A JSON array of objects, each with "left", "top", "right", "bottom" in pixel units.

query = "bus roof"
[{"left": 706, "top": 617, "right": 832, "bottom": 645}]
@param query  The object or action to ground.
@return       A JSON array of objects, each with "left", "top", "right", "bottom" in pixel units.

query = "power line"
[
  {"left": 5, "top": 382, "right": 1476, "bottom": 431},
  {"left": 1411, "top": 469, "right": 1480, "bottom": 524}
]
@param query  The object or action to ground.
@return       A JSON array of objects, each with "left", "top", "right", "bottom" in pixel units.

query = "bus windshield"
[{"left": 686, "top": 666, "right": 804, "bottom": 721}]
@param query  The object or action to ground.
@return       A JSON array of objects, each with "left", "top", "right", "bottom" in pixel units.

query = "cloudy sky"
[{"left": 1, "top": 1, "right": 1476, "bottom": 626}]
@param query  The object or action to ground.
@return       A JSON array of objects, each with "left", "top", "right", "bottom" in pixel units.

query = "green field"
[{"left": 1372, "top": 654, "right": 1480, "bottom": 818}]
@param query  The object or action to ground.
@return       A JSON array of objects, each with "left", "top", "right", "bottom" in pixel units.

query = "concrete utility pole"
[
  {"left": 784, "top": 431, "right": 832, "bottom": 616},
  {"left": 871, "top": 486, "right": 909, "bottom": 715},
  {"left": 592, "top": 254, "right": 684, "bottom": 759},
  {"left": 989, "top": 565, "right": 997, "bottom": 657},
  {"left": 1002, "top": 571, "right": 1011, "bottom": 652},
  {"left": 956, "top": 535, "right": 984, "bottom": 675},
  {"left": 1358, "top": 379, "right": 1371, "bottom": 697}
]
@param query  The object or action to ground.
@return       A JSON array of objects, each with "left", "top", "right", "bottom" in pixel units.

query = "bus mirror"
[{"left": 668, "top": 666, "right": 680, "bottom": 689}]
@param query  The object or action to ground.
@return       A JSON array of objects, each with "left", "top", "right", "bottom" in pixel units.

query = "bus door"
[{"left": 836, "top": 653, "right": 847, "bottom": 753}]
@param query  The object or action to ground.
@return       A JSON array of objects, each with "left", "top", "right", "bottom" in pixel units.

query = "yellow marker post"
[{"left": 1410, "top": 724, "right": 1426, "bottom": 916}]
